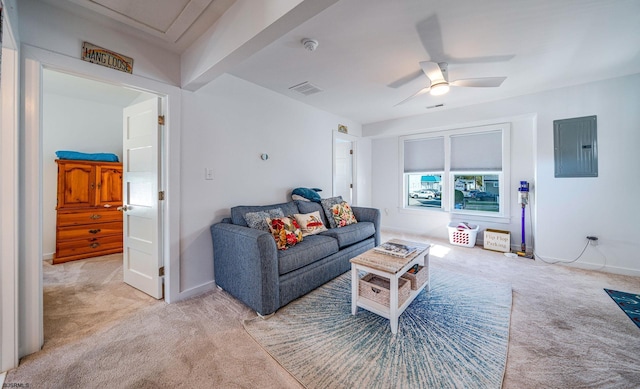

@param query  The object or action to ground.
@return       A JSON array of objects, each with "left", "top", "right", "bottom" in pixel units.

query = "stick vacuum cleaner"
[{"left": 517, "top": 181, "right": 530, "bottom": 257}]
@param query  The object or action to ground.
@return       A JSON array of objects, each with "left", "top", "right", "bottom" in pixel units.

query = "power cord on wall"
[
  {"left": 525, "top": 191, "right": 608, "bottom": 266},
  {"left": 534, "top": 240, "right": 589, "bottom": 264}
]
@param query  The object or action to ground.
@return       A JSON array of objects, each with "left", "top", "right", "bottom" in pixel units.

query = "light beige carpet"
[{"left": 6, "top": 232, "right": 640, "bottom": 388}]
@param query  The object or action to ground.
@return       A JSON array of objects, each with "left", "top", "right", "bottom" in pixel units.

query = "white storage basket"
[{"left": 447, "top": 222, "right": 479, "bottom": 247}]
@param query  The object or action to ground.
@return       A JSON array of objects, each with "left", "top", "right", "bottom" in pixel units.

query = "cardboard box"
[{"left": 483, "top": 229, "right": 511, "bottom": 252}]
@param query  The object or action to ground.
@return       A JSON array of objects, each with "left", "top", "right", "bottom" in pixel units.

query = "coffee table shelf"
[{"left": 350, "top": 239, "right": 430, "bottom": 334}]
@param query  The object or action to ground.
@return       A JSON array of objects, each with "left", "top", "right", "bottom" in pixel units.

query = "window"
[
  {"left": 404, "top": 137, "right": 443, "bottom": 209},
  {"left": 401, "top": 123, "right": 510, "bottom": 218}
]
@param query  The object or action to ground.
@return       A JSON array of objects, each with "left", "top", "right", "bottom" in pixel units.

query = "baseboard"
[
  {"left": 43, "top": 252, "right": 54, "bottom": 261},
  {"left": 559, "top": 261, "right": 640, "bottom": 277},
  {"left": 381, "top": 227, "right": 532, "bottom": 253},
  {"left": 175, "top": 281, "right": 216, "bottom": 302}
]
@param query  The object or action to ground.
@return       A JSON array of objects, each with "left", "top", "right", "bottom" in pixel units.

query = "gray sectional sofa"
[{"left": 210, "top": 199, "right": 381, "bottom": 316}]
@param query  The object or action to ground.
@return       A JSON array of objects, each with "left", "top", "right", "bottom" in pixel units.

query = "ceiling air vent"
[
  {"left": 426, "top": 103, "right": 444, "bottom": 109},
  {"left": 288, "top": 81, "right": 323, "bottom": 96}
]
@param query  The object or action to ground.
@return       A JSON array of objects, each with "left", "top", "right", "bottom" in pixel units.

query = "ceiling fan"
[
  {"left": 390, "top": 15, "right": 512, "bottom": 106},
  {"left": 395, "top": 61, "right": 507, "bottom": 106}
]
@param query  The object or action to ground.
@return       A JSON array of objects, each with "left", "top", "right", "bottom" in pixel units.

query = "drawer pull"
[
  {"left": 88, "top": 229, "right": 101, "bottom": 234},
  {"left": 89, "top": 214, "right": 102, "bottom": 220},
  {"left": 89, "top": 243, "right": 100, "bottom": 249},
  {"left": 371, "top": 287, "right": 381, "bottom": 294}
]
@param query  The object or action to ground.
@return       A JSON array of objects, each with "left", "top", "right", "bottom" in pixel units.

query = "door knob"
[{"left": 117, "top": 205, "right": 130, "bottom": 212}]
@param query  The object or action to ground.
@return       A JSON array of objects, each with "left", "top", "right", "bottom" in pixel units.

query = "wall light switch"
[{"left": 205, "top": 168, "right": 214, "bottom": 180}]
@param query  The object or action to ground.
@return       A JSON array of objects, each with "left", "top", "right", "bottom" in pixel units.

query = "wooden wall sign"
[
  {"left": 82, "top": 42, "right": 133, "bottom": 74},
  {"left": 483, "top": 229, "right": 511, "bottom": 253}
]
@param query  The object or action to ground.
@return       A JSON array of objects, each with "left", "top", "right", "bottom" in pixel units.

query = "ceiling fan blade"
[
  {"left": 445, "top": 55, "right": 515, "bottom": 64},
  {"left": 450, "top": 77, "right": 506, "bottom": 88},
  {"left": 387, "top": 69, "right": 424, "bottom": 89},
  {"left": 416, "top": 15, "right": 446, "bottom": 62},
  {"left": 415, "top": 15, "right": 514, "bottom": 65},
  {"left": 394, "top": 86, "right": 431, "bottom": 106},
  {"left": 419, "top": 61, "right": 445, "bottom": 83}
]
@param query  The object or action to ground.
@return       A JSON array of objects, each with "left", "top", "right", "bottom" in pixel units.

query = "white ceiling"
[
  {"left": 43, "top": 69, "right": 152, "bottom": 107},
  {"left": 41, "top": 0, "right": 237, "bottom": 53},
  {"left": 42, "top": 0, "right": 640, "bottom": 124}
]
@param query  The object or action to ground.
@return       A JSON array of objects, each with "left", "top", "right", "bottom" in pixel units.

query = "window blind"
[
  {"left": 403, "top": 137, "right": 444, "bottom": 172},
  {"left": 450, "top": 131, "right": 502, "bottom": 171}
]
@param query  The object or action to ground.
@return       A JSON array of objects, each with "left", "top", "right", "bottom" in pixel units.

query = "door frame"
[
  {"left": 20, "top": 44, "right": 181, "bottom": 357},
  {"left": 1, "top": 3, "right": 20, "bottom": 371},
  {"left": 332, "top": 131, "right": 358, "bottom": 204}
]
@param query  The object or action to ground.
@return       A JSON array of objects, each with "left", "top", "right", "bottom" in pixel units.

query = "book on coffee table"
[{"left": 374, "top": 241, "right": 417, "bottom": 258}]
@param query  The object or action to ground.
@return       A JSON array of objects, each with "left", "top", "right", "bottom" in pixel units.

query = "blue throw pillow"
[{"left": 292, "top": 187, "right": 322, "bottom": 202}]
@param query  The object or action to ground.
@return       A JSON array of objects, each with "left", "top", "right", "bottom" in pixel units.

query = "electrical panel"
[{"left": 553, "top": 115, "right": 598, "bottom": 178}]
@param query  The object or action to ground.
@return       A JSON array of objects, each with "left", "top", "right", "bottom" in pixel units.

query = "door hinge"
[
  {"left": 350, "top": 149, "right": 353, "bottom": 155},
  {"left": 159, "top": 191, "right": 165, "bottom": 200},
  {"left": 158, "top": 115, "right": 165, "bottom": 125},
  {"left": 159, "top": 266, "right": 165, "bottom": 277},
  {"left": 350, "top": 183, "right": 353, "bottom": 188}
]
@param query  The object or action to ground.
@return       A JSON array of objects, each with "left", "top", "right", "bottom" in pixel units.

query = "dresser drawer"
[
  {"left": 57, "top": 221, "right": 122, "bottom": 240},
  {"left": 55, "top": 235, "right": 123, "bottom": 259},
  {"left": 57, "top": 209, "right": 122, "bottom": 226}
]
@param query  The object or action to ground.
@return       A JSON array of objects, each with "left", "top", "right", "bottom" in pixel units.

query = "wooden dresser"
[{"left": 54, "top": 159, "right": 124, "bottom": 264}]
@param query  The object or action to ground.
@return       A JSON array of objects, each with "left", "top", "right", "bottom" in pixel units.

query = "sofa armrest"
[
  {"left": 210, "top": 223, "right": 279, "bottom": 315},
  {"left": 352, "top": 206, "right": 381, "bottom": 246}
]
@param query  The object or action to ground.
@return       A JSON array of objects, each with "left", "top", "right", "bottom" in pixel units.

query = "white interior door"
[
  {"left": 122, "top": 98, "right": 163, "bottom": 299},
  {"left": 334, "top": 139, "right": 353, "bottom": 204}
]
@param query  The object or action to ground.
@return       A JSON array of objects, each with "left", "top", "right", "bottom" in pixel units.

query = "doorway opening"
[
  {"left": 333, "top": 132, "right": 357, "bottom": 204},
  {"left": 41, "top": 69, "right": 163, "bottom": 342}
]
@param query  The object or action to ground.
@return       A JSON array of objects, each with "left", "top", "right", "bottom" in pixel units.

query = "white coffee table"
[{"left": 350, "top": 239, "right": 430, "bottom": 334}]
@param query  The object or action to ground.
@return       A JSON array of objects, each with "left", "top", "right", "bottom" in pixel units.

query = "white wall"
[
  {"left": 41, "top": 93, "right": 124, "bottom": 258},
  {"left": 364, "top": 73, "right": 640, "bottom": 276},
  {"left": 179, "top": 74, "right": 363, "bottom": 291}
]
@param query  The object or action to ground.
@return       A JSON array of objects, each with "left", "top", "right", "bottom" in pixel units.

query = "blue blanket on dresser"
[{"left": 55, "top": 150, "right": 119, "bottom": 162}]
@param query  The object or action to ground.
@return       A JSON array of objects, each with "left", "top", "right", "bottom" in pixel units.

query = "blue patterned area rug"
[
  {"left": 605, "top": 289, "right": 640, "bottom": 329},
  {"left": 243, "top": 269, "right": 512, "bottom": 389}
]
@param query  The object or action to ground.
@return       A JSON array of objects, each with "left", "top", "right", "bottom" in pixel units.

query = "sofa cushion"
[
  {"left": 319, "top": 221, "right": 375, "bottom": 249},
  {"left": 277, "top": 235, "right": 339, "bottom": 275},
  {"left": 331, "top": 201, "right": 358, "bottom": 227},
  {"left": 266, "top": 216, "right": 303, "bottom": 250},
  {"left": 295, "top": 200, "right": 328, "bottom": 226},
  {"left": 320, "top": 196, "right": 343, "bottom": 228},
  {"left": 231, "top": 202, "right": 299, "bottom": 227}
]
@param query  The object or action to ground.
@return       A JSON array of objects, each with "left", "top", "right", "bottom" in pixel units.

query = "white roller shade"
[
  {"left": 451, "top": 131, "right": 502, "bottom": 171},
  {"left": 404, "top": 137, "right": 444, "bottom": 172}
]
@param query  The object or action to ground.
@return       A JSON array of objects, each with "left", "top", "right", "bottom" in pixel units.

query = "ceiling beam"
[{"left": 181, "top": 0, "right": 339, "bottom": 91}]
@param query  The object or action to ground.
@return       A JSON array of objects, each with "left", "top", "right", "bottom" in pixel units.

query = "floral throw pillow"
[
  {"left": 293, "top": 211, "right": 327, "bottom": 236},
  {"left": 331, "top": 201, "right": 358, "bottom": 227},
  {"left": 266, "top": 216, "right": 303, "bottom": 250}
]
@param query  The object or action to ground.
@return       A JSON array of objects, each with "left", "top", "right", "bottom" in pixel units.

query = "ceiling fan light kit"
[{"left": 429, "top": 82, "right": 450, "bottom": 96}]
